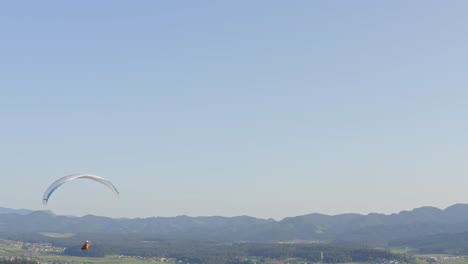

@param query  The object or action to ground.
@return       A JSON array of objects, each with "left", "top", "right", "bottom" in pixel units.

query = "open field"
[
  {"left": 390, "top": 248, "right": 413, "bottom": 254},
  {"left": 39, "top": 254, "right": 167, "bottom": 264},
  {"left": 414, "top": 254, "right": 468, "bottom": 264},
  {"left": 440, "top": 258, "right": 468, "bottom": 264},
  {"left": 40, "top": 232, "right": 75, "bottom": 238}
]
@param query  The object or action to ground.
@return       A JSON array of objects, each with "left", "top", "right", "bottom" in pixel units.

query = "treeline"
[
  {"left": 1, "top": 232, "right": 409, "bottom": 264},
  {"left": 237, "top": 243, "right": 410, "bottom": 263},
  {"left": 0, "top": 260, "right": 38, "bottom": 264},
  {"left": 63, "top": 242, "right": 410, "bottom": 264},
  {"left": 390, "top": 230, "right": 468, "bottom": 255}
]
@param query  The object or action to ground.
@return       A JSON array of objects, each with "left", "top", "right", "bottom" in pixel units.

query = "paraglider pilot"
[{"left": 81, "top": 240, "right": 90, "bottom": 250}]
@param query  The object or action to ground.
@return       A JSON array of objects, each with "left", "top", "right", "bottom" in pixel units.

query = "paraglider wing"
[{"left": 42, "top": 174, "right": 119, "bottom": 205}]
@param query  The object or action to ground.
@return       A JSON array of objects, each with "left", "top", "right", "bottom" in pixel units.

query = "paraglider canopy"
[{"left": 42, "top": 174, "right": 119, "bottom": 205}]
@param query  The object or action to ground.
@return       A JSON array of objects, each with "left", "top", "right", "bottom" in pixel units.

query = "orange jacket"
[{"left": 81, "top": 241, "right": 90, "bottom": 250}]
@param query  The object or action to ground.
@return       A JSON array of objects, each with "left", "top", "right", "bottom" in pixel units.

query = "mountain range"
[{"left": 2, "top": 204, "right": 468, "bottom": 247}]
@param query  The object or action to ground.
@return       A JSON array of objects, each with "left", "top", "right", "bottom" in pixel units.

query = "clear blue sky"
[{"left": 1, "top": 1, "right": 468, "bottom": 219}]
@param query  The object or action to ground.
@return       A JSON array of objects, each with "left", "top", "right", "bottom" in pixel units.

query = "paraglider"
[
  {"left": 81, "top": 240, "right": 90, "bottom": 250},
  {"left": 42, "top": 173, "right": 119, "bottom": 205},
  {"left": 42, "top": 174, "right": 119, "bottom": 250}
]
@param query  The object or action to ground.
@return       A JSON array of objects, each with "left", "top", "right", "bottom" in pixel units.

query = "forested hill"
[
  {"left": 389, "top": 230, "right": 468, "bottom": 254},
  {"left": 0, "top": 207, "right": 32, "bottom": 215},
  {"left": 2, "top": 204, "right": 468, "bottom": 245}
]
